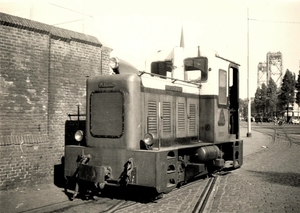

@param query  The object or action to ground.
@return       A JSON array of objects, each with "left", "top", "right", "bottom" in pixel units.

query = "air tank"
[{"left": 195, "top": 145, "right": 220, "bottom": 162}]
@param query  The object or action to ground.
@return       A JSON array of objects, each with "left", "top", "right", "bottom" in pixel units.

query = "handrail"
[
  {"left": 138, "top": 71, "right": 202, "bottom": 88},
  {"left": 67, "top": 105, "right": 86, "bottom": 120},
  {"left": 67, "top": 113, "right": 86, "bottom": 120},
  {"left": 67, "top": 113, "right": 86, "bottom": 117},
  {"left": 215, "top": 54, "right": 240, "bottom": 66}
]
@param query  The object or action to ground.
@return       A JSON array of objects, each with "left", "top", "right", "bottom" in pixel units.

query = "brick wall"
[{"left": 0, "top": 12, "right": 111, "bottom": 189}]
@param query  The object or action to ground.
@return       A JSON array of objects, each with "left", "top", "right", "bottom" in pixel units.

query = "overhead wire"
[{"left": 248, "top": 18, "right": 300, "bottom": 24}]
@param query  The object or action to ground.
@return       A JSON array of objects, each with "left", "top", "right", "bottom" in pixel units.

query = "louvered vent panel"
[
  {"left": 189, "top": 104, "right": 196, "bottom": 131},
  {"left": 148, "top": 101, "right": 157, "bottom": 133},
  {"left": 163, "top": 102, "right": 171, "bottom": 132},
  {"left": 178, "top": 103, "right": 185, "bottom": 130}
]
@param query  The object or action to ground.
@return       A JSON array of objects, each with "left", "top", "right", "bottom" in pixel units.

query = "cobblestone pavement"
[
  {"left": 114, "top": 178, "right": 210, "bottom": 213},
  {"left": 1, "top": 126, "right": 299, "bottom": 213},
  {"left": 209, "top": 127, "right": 300, "bottom": 213}
]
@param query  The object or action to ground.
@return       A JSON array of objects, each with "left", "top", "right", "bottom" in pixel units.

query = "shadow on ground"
[
  {"left": 247, "top": 170, "right": 300, "bottom": 187},
  {"left": 53, "top": 157, "right": 162, "bottom": 204},
  {"left": 55, "top": 175, "right": 163, "bottom": 204}
]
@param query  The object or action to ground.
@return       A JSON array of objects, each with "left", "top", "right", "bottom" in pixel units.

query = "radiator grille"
[
  {"left": 163, "top": 102, "right": 171, "bottom": 132},
  {"left": 189, "top": 104, "right": 196, "bottom": 131},
  {"left": 177, "top": 102, "right": 185, "bottom": 130},
  {"left": 148, "top": 101, "right": 157, "bottom": 133}
]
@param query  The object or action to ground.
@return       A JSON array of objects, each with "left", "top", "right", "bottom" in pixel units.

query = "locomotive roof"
[{"left": 117, "top": 59, "right": 140, "bottom": 74}]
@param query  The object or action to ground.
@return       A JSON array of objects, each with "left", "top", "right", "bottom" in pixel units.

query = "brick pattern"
[
  {"left": 0, "top": 13, "right": 111, "bottom": 190},
  {"left": 0, "top": 139, "right": 63, "bottom": 189},
  {"left": 0, "top": 26, "right": 49, "bottom": 136},
  {"left": 101, "top": 46, "right": 112, "bottom": 76}
]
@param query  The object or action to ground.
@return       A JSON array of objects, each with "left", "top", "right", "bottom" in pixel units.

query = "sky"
[{"left": 1, "top": 0, "right": 300, "bottom": 98}]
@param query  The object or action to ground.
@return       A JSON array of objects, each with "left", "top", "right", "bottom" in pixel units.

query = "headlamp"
[
  {"left": 75, "top": 130, "right": 84, "bottom": 142},
  {"left": 109, "top": 57, "right": 119, "bottom": 69},
  {"left": 143, "top": 133, "right": 154, "bottom": 147}
]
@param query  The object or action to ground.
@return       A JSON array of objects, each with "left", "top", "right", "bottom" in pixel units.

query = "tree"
[
  {"left": 296, "top": 71, "right": 300, "bottom": 108},
  {"left": 278, "top": 69, "right": 296, "bottom": 120},
  {"left": 254, "top": 87, "right": 262, "bottom": 114},
  {"left": 266, "top": 77, "right": 278, "bottom": 116},
  {"left": 260, "top": 83, "right": 268, "bottom": 115},
  {"left": 254, "top": 83, "right": 267, "bottom": 115},
  {"left": 239, "top": 98, "right": 247, "bottom": 118}
]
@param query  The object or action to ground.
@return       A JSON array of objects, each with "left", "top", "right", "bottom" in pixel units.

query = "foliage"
[
  {"left": 277, "top": 69, "right": 296, "bottom": 111},
  {"left": 265, "top": 77, "right": 277, "bottom": 113},
  {"left": 254, "top": 83, "right": 267, "bottom": 114},
  {"left": 240, "top": 98, "right": 256, "bottom": 119},
  {"left": 252, "top": 69, "right": 298, "bottom": 118},
  {"left": 239, "top": 98, "right": 247, "bottom": 118},
  {"left": 254, "top": 87, "right": 261, "bottom": 113},
  {"left": 296, "top": 71, "right": 300, "bottom": 107}
]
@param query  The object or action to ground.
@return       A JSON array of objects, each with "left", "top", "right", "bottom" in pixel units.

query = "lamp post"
[{"left": 247, "top": 7, "right": 252, "bottom": 137}]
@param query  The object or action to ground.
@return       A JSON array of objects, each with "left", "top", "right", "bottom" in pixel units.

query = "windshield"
[{"left": 90, "top": 92, "right": 124, "bottom": 138}]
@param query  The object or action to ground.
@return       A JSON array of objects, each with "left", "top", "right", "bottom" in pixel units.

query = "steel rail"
[
  {"left": 275, "top": 126, "right": 294, "bottom": 147},
  {"left": 103, "top": 200, "right": 139, "bottom": 213},
  {"left": 20, "top": 199, "right": 92, "bottom": 213},
  {"left": 100, "top": 200, "right": 128, "bottom": 213},
  {"left": 192, "top": 176, "right": 218, "bottom": 213},
  {"left": 251, "top": 125, "right": 296, "bottom": 147}
]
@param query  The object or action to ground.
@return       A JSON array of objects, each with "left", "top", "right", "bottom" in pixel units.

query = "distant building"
[{"left": 257, "top": 52, "right": 283, "bottom": 88}]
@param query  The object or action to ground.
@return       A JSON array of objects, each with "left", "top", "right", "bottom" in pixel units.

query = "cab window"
[
  {"left": 184, "top": 57, "right": 208, "bottom": 82},
  {"left": 151, "top": 61, "right": 172, "bottom": 77},
  {"left": 219, "top": 69, "right": 227, "bottom": 105}
]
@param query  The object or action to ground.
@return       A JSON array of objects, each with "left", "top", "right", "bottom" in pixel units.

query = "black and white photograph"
[{"left": 0, "top": 0, "right": 300, "bottom": 212}]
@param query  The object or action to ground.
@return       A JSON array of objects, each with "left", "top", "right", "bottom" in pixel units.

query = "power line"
[
  {"left": 52, "top": 19, "right": 83, "bottom": 26},
  {"left": 48, "top": 2, "right": 93, "bottom": 18},
  {"left": 249, "top": 18, "right": 300, "bottom": 24}
]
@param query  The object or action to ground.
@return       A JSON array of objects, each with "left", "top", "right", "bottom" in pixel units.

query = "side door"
[{"left": 228, "top": 64, "right": 240, "bottom": 139}]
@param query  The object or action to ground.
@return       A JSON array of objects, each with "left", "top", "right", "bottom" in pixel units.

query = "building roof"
[{"left": 0, "top": 12, "right": 102, "bottom": 47}]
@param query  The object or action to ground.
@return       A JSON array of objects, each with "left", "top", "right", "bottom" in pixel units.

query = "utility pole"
[
  {"left": 247, "top": 7, "right": 252, "bottom": 137},
  {"left": 298, "top": 60, "right": 300, "bottom": 119}
]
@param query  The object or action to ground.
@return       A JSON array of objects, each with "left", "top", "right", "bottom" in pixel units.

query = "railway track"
[
  {"left": 20, "top": 176, "right": 219, "bottom": 213},
  {"left": 252, "top": 124, "right": 298, "bottom": 147},
  {"left": 101, "top": 200, "right": 139, "bottom": 213},
  {"left": 20, "top": 199, "right": 94, "bottom": 213},
  {"left": 274, "top": 127, "right": 293, "bottom": 147},
  {"left": 192, "top": 176, "right": 218, "bottom": 213},
  {"left": 108, "top": 176, "right": 219, "bottom": 213}
]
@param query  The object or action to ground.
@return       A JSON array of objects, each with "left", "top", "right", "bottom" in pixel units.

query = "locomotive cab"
[{"left": 143, "top": 46, "right": 241, "bottom": 142}]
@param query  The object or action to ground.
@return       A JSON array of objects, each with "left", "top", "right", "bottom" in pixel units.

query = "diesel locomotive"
[{"left": 64, "top": 45, "right": 243, "bottom": 197}]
